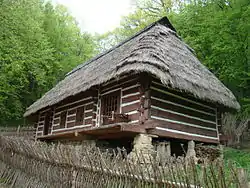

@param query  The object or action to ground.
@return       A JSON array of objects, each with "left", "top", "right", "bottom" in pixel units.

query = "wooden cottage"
[{"left": 24, "top": 17, "right": 239, "bottom": 154}]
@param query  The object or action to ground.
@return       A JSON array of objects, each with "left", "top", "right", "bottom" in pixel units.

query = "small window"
[
  {"left": 44, "top": 111, "right": 52, "bottom": 135},
  {"left": 76, "top": 106, "right": 84, "bottom": 125},
  {"left": 101, "top": 90, "right": 121, "bottom": 117},
  {"left": 60, "top": 111, "right": 67, "bottom": 128}
]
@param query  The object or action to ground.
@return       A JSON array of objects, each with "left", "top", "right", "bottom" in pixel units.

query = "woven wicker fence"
[
  {"left": 0, "top": 136, "right": 248, "bottom": 188},
  {"left": 0, "top": 126, "right": 35, "bottom": 138}
]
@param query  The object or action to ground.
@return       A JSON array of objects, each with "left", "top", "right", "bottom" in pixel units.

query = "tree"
[
  {"left": 43, "top": 2, "right": 95, "bottom": 78},
  {"left": 0, "top": 0, "right": 55, "bottom": 124},
  {"left": 0, "top": 0, "right": 96, "bottom": 125}
]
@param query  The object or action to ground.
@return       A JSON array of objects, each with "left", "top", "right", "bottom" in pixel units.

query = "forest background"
[{"left": 0, "top": 0, "right": 249, "bottom": 126}]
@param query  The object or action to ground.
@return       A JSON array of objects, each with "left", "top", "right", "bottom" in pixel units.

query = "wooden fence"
[
  {"left": 0, "top": 126, "right": 35, "bottom": 138},
  {"left": 0, "top": 136, "right": 249, "bottom": 188}
]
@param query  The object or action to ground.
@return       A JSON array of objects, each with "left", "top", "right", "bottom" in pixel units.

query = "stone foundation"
[
  {"left": 186, "top": 140, "right": 198, "bottom": 164},
  {"left": 128, "top": 134, "right": 154, "bottom": 163},
  {"left": 186, "top": 140, "right": 196, "bottom": 158}
]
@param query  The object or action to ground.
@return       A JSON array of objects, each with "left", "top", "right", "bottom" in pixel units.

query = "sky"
[{"left": 52, "top": 0, "right": 135, "bottom": 34}]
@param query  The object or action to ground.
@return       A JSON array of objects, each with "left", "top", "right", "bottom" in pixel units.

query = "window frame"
[
  {"left": 59, "top": 110, "right": 67, "bottom": 128},
  {"left": 101, "top": 89, "right": 121, "bottom": 117},
  {"left": 75, "top": 106, "right": 85, "bottom": 126},
  {"left": 43, "top": 111, "right": 53, "bottom": 135}
]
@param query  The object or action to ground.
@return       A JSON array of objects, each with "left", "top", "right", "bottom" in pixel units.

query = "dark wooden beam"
[{"left": 147, "top": 128, "right": 219, "bottom": 144}]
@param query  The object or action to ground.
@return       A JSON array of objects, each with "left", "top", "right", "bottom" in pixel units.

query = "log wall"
[
  {"left": 149, "top": 78, "right": 220, "bottom": 143},
  {"left": 35, "top": 74, "right": 142, "bottom": 137},
  {"left": 51, "top": 96, "right": 96, "bottom": 134}
]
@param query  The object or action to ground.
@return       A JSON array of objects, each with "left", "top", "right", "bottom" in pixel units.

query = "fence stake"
[{"left": 238, "top": 168, "right": 250, "bottom": 188}]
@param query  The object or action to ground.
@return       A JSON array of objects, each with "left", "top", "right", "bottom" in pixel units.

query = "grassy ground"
[{"left": 224, "top": 147, "right": 250, "bottom": 172}]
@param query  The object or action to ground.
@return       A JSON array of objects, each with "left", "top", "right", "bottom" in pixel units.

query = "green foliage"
[
  {"left": 173, "top": 0, "right": 250, "bottom": 114},
  {"left": 0, "top": 0, "right": 96, "bottom": 125},
  {"left": 224, "top": 147, "right": 250, "bottom": 171}
]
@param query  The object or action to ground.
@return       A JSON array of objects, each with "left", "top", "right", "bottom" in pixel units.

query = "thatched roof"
[{"left": 24, "top": 17, "right": 240, "bottom": 117}]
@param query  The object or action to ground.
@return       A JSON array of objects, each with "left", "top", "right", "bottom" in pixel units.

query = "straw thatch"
[{"left": 24, "top": 17, "right": 240, "bottom": 117}]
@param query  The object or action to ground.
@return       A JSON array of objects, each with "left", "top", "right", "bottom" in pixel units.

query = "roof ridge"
[{"left": 66, "top": 16, "right": 176, "bottom": 77}]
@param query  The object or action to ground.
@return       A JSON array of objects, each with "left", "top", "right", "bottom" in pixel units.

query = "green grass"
[
  {"left": 0, "top": 178, "right": 5, "bottom": 183},
  {"left": 224, "top": 147, "right": 250, "bottom": 171}
]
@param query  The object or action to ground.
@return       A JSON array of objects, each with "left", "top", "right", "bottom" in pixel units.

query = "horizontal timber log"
[
  {"left": 148, "top": 127, "right": 219, "bottom": 144},
  {"left": 85, "top": 104, "right": 94, "bottom": 110},
  {"left": 37, "top": 127, "right": 43, "bottom": 131},
  {"left": 122, "top": 87, "right": 139, "bottom": 96},
  {"left": 101, "top": 74, "right": 139, "bottom": 90},
  {"left": 101, "top": 78, "right": 139, "bottom": 94},
  {"left": 151, "top": 87, "right": 215, "bottom": 114},
  {"left": 122, "top": 102, "right": 140, "bottom": 113},
  {"left": 67, "top": 116, "right": 76, "bottom": 121},
  {"left": 53, "top": 119, "right": 60, "bottom": 124},
  {"left": 67, "top": 122, "right": 75, "bottom": 128},
  {"left": 151, "top": 79, "right": 216, "bottom": 108},
  {"left": 151, "top": 97, "right": 216, "bottom": 121},
  {"left": 151, "top": 107, "right": 216, "bottom": 129},
  {"left": 129, "top": 113, "right": 140, "bottom": 121},
  {"left": 68, "top": 109, "right": 76, "bottom": 115},
  {"left": 54, "top": 114, "right": 60, "bottom": 118},
  {"left": 152, "top": 119, "right": 217, "bottom": 137},
  {"left": 85, "top": 119, "right": 92, "bottom": 125},
  {"left": 85, "top": 111, "right": 93, "bottom": 117},
  {"left": 55, "top": 99, "right": 93, "bottom": 113},
  {"left": 122, "top": 94, "right": 141, "bottom": 103}
]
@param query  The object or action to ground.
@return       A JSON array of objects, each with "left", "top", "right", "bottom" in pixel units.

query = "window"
[
  {"left": 76, "top": 106, "right": 84, "bottom": 125},
  {"left": 43, "top": 111, "right": 52, "bottom": 135},
  {"left": 60, "top": 111, "right": 67, "bottom": 128},
  {"left": 101, "top": 90, "right": 121, "bottom": 117}
]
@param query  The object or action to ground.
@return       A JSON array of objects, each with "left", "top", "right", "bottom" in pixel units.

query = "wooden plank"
[
  {"left": 151, "top": 79, "right": 216, "bottom": 108},
  {"left": 101, "top": 79, "right": 139, "bottom": 94},
  {"left": 122, "top": 94, "right": 140, "bottom": 103},
  {"left": 55, "top": 99, "right": 93, "bottom": 113},
  {"left": 85, "top": 111, "right": 93, "bottom": 117},
  {"left": 148, "top": 127, "right": 219, "bottom": 144},
  {"left": 122, "top": 87, "right": 139, "bottom": 96},
  {"left": 101, "top": 75, "right": 139, "bottom": 91},
  {"left": 85, "top": 119, "right": 92, "bottom": 125},
  {"left": 151, "top": 90, "right": 215, "bottom": 120},
  {"left": 129, "top": 113, "right": 140, "bottom": 121},
  {"left": 153, "top": 119, "right": 217, "bottom": 137},
  {"left": 68, "top": 109, "right": 76, "bottom": 115},
  {"left": 55, "top": 89, "right": 96, "bottom": 109},
  {"left": 52, "top": 124, "right": 93, "bottom": 134},
  {"left": 67, "top": 122, "right": 75, "bottom": 128},
  {"left": 122, "top": 102, "right": 140, "bottom": 113},
  {"left": 122, "top": 92, "right": 140, "bottom": 99},
  {"left": 151, "top": 116, "right": 216, "bottom": 133},
  {"left": 54, "top": 114, "right": 60, "bottom": 118},
  {"left": 85, "top": 103, "right": 94, "bottom": 110},
  {"left": 151, "top": 86, "right": 216, "bottom": 113},
  {"left": 122, "top": 100, "right": 140, "bottom": 107},
  {"left": 122, "top": 84, "right": 140, "bottom": 91},
  {"left": 67, "top": 116, "right": 76, "bottom": 121},
  {"left": 56, "top": 96, "right": 92, "bottom": 110},
  {"left": 37, "top": 127, "right": 43, "bottom": 131},
  {"left": 151, "top": 97, "right": 216, "bottom": 121},
  {"left": 151, "top": 106, "right": 216, "bottom": 128},
  {"left": 53, "top": 119, "right": 60, "bottom": 125}
]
